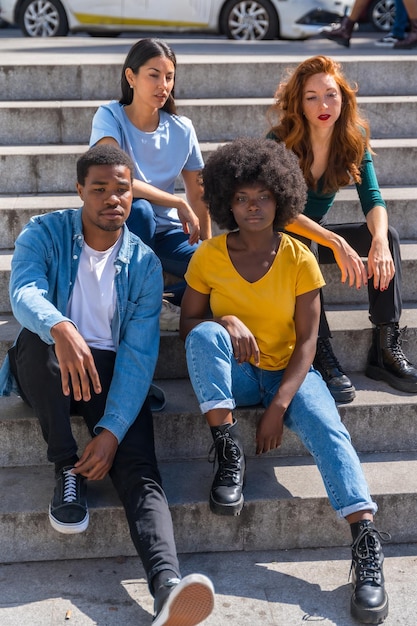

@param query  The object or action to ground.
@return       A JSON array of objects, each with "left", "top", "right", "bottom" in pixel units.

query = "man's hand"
[
  {"left": 73, "top": 430, "right": 118, "bottom": 480},
  {"left": 51, "top": 321, "right": 101, "bottom": 401}
]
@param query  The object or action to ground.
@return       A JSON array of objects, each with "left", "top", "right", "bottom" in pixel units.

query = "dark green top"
[{"left": 266, "top": 132, "right": 386, "bottom": 220}]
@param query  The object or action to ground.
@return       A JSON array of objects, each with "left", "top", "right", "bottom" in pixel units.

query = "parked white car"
[{"left": 0, "top": 0, "right": 353, "bottom": 39}]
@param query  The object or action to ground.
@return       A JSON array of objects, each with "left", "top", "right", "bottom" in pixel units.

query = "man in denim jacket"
[{"left": 0, "top": 144, "right": 213, "bottom": 626}]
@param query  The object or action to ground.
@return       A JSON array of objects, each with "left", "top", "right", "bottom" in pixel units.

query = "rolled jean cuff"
[
  {"left": 336, "top": 500, "right": 378, "bottom": 520},
  {"left": 200, "top": 399, "right": 235, "bottom": 414}
]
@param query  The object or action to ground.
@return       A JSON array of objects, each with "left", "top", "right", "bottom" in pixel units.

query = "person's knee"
[{"left": 186, "top": 321, "right": 226, "bottom": 350}]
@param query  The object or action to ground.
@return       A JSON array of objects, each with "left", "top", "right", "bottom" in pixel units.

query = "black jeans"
[
  {"left": 290, "top": 221, "right": 402, "bottom": 339},
  {"left": 9, "top": 328, "right": 180, "bottom": 591}
]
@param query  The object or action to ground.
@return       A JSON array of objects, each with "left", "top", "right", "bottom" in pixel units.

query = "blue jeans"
[
  {"left": 185, "top": 322, "right": 377, "bottom": 520},
  {"left": 392, "top": 0, "right": 408, "bottom": 38},
  {"left": 127, "top": 199, "right": 199, "bottom": 304}
]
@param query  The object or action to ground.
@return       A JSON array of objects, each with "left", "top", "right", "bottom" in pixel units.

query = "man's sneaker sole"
[
  {"left": 152, "top": 573, "right": 214, "bottom": 626},
  {"left": 49, "top": 504, "right": 89, "bottom": 534}
]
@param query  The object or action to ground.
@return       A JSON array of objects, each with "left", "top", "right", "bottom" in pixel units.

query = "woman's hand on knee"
[{"left": 256, "top": 406, "right": 285, "bottom": 455}]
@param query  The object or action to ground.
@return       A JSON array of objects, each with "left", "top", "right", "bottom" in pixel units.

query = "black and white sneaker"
[
  {"left": 49, "top": 466, "right": 89, "bottom": 534},
  {"left": 375, "top": 34, "right": 402, "bottom": 47},
  {"left": 153, "top": 573, "right": 214, "bottom": 626}
]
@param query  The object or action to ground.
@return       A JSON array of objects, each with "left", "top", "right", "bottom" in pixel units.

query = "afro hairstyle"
[{"left": 203, "top": 137, "right": 307, "bottom": 231}]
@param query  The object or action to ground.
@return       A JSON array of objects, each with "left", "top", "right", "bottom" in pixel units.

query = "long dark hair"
[{"left": 120, "top": 38, "right": 177, "bottom": 114}]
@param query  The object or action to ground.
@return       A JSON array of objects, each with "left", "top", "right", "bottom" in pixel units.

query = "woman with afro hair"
[{"left": 180, "top": 137, "right": 389, "bottom": 625}]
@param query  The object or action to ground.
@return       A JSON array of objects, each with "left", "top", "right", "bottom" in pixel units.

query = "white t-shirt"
[{"left": 67, "top": 238, "right": 122, "bottom": 351}]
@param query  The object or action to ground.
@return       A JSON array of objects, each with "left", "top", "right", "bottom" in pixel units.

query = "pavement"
[
  {"left": 1, "top": 26, "right": 417, "bottom": 626},
  {"left": 1, "top": 543, "right": 417, "bottom": 625}
]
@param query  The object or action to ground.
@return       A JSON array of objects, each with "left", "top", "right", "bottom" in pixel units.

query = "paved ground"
[
  {"left": 1, "top": 543, "right": 417, "bottom": 625},
  {"left": 1, "top": 24, "right": 416, "bottom": 61}
]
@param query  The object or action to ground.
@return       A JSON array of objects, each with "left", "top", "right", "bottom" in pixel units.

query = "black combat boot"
[
  {"left": 323, "top": 15, "right": 355, "bottom": 47},
  {"left": 350, "top": 520, "right": 390, "bottom": 624},
  {"left": 209, "top": 420, "right": 245, "bottom": 516},
  {"left": 314, "top": 337, "right": 356, "bottom": 403},
  {"left": 366, "top": 323, "right": 417, "bottom": 393}
]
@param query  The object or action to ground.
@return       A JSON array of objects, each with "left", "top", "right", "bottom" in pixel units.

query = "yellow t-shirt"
[{"left": 185, "top": 232, "right": 325, "bottom": 371}]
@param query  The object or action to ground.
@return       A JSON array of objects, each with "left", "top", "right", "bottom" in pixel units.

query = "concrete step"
[
  {"left": 2, "top": 243, "right": 416, "bottom": 313},
  {"left": 1, "top": 373, "right": 416, "bottom": 469},
  {"left": 1, "top": 95, "right": 416, "bottom": 145},
  {"left": 1, "top": 451, "right": 416, "bottom": 563},
  {"left": 1, "top": 305, "right": 416, "bottom": 375},
  {"left": 1, "top": 56, "right": 417, "bottom": 100},
  {"left": 1, "top": 139, "right": 416, "bottom": 194},
  {"left": 0, "top": 186, "right": 415, "bottom": 250}
]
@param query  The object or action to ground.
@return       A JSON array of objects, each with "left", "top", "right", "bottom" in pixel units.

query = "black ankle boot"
[
  {"left": 314, "top": 337, "right": 356, "bottom": 403},
  {"left": 365, "top": 323, "right": 417, "bottom": 393},
  {"left": 350, "top": 520, "right": 390, "bottom": 624},
  {"left": 323, "top": 15, "right": 355, "bottom": 47},
  {"left": 209, "top": 420, "right": 245, "bottom": 516}
]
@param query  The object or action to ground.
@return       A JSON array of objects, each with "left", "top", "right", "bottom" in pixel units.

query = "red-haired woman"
[{"left": 267, "top": 55, "right": 417, "bottom": 402}]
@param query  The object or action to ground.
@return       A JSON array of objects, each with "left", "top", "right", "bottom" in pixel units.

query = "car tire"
[
  {"left": 367, "top": 0, "right": 395, "bottom": 32},
  {"left": 18, "top": 0, "right": 69, "bottom": 37},
  {"left": 220, "top": 0, "right": 279, "bottom": 40}
]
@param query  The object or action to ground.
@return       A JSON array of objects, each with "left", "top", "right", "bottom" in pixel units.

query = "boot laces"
[
  {"left": 208, "top": 432, "right": 241, "bottom": 484},
  {"left": 316, "top": 338, "right": 344, "bottom": 373},
  {"left": 386, "top": 325, "right": 410, "bottom": 364},
  {"left": 62, "top": 468, "right": 79, "bottom": 503},
  {"left": 350, "top": 526, "right": 390, "bottom": 585}
]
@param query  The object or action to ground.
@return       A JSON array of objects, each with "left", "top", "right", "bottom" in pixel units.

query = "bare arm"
[
  {"left": 256, "top": 289, "right": 320, "bottom": 454},
  {"left": 182, "top": 169, "right": 212, "bottom": 240},
  {"left": 365, "top": 205, "right": 395, "bottom": 290},
  {"left": 286, "top": 213, "right": 368, "bottom": 289}
]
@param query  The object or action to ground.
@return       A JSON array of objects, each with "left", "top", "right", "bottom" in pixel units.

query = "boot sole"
[
  {"left": 323, "top": 34, "right": 350, "bottom": 47},
  {"left": 209, "top": 493, "right": 244, "bottom": 516},
  {"left": 351, "top": 594, "right": 389, "bottom": 624},
  {"left": 366, "top": 364, "right": 417, "bottom": 394},
  {"left": 329, "top": 386, "right": 356, "bottom": 404}
]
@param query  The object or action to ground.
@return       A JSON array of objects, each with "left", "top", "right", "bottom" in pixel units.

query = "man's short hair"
[{"left": 77, "top": 144, "right": 134, "bottom": 185}]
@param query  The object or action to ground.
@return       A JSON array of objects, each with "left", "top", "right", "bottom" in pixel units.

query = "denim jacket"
[{"left": 0, "top": 209, "right": 163, "bottom": 443}]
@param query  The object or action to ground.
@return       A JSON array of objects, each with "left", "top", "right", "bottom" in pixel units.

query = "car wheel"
[
  {"left": 221, "top": 0, "right": 279, "bottom": 40},
  {"left": 367, "top": 0, "right": 395, "bottom": 32},
  {"left": 19, "top": 0, "right": 69, "bottom": 37}
]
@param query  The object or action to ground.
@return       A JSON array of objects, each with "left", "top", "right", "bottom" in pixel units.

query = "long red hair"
[{"left": 268, "top": 55, "right": 371, "bottom": 193}]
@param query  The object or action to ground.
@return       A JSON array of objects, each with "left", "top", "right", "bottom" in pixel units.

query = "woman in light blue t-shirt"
[{"left": 90, "top": 38, "right": 211, "bottom": 307}]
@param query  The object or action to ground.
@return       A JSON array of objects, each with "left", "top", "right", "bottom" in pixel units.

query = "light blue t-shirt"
[{"left": 90, "top": 101, "right": 204, "bottom": 232}]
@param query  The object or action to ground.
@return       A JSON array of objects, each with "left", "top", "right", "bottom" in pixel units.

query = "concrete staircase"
[{"left": 0, "top": 46, "right": 417, "bottom": 567}]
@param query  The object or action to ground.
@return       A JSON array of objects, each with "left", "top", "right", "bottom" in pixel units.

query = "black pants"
[
  {"left": 290, "top": 221, "right": 402, "bottom": 339},
  {"left": 9, "top": 328, "right": 180, "bottom": 591}
]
